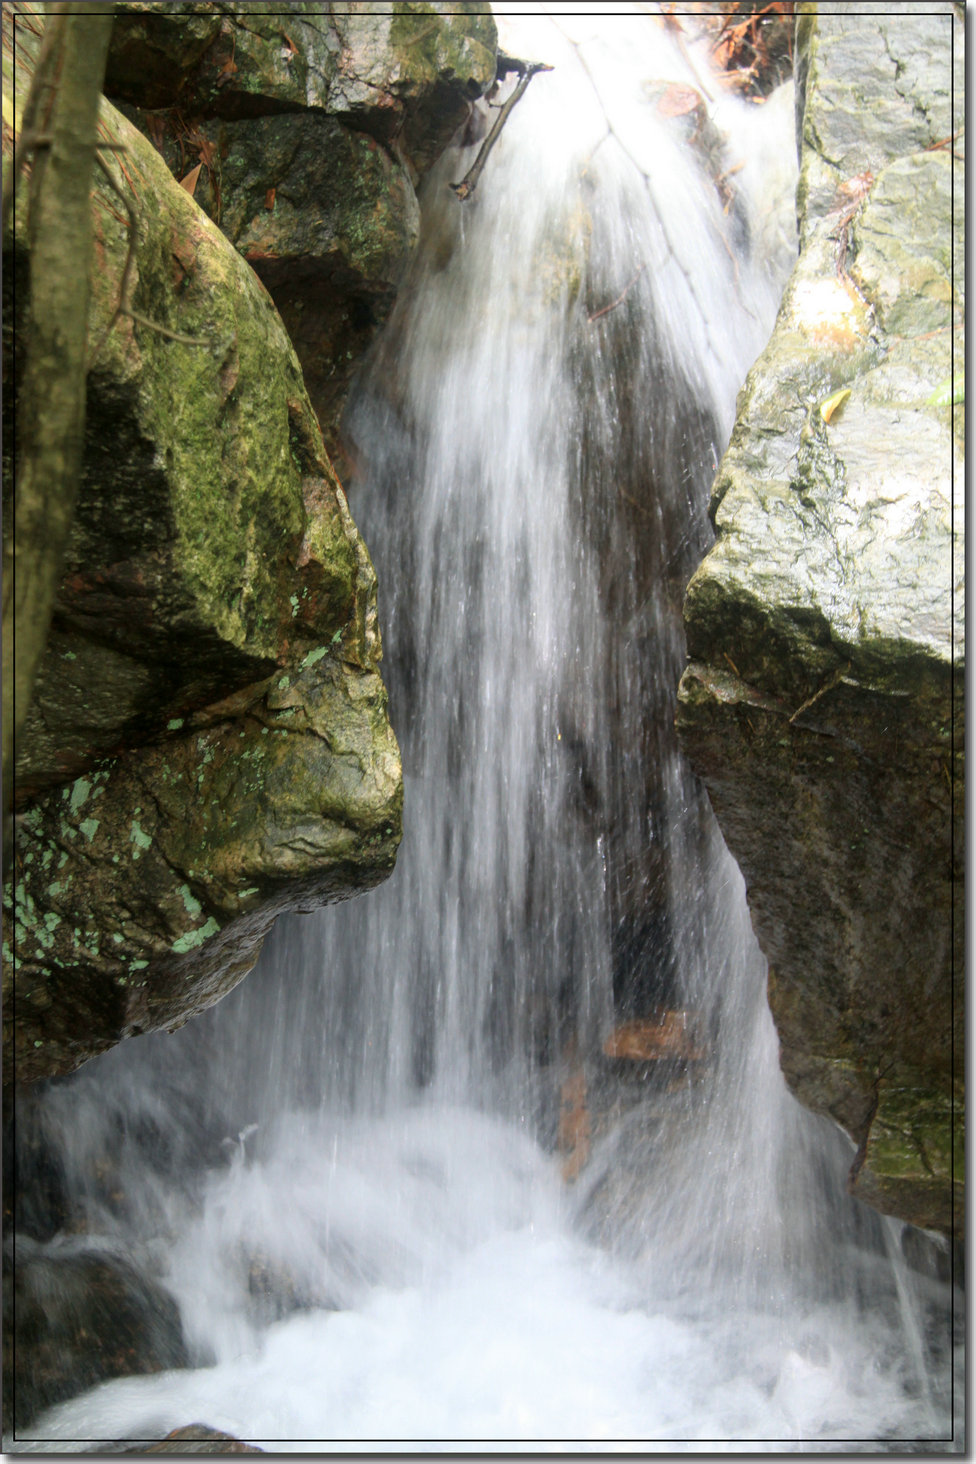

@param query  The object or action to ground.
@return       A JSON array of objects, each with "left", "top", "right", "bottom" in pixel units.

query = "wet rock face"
[
  {"left": 3, "top": 23, "right": 402, "bottom": 1084},
  {"left": 142, "top": 1426, "right": 264, "bottom": 1454},
  {"left": 104, "top": 2, "right": 497, "bottom": 462},
  {"left": 3, "top": 1242, "right": 189, "bottom": 1432},
  {"left": 677, "top": 7, "right": 963, "bottom": 1236}
]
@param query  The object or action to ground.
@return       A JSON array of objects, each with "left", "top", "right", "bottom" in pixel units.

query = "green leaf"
[{"left": 925, "top": 373, "right": 964, "bottom": 408}]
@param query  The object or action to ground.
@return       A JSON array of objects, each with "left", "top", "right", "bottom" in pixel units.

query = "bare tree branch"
[
  {"left": 587, "top": 263, "right": 646, "bottom": 323},
  {"left": 451, "top": 59, "right": 553, "bottom": 202}
]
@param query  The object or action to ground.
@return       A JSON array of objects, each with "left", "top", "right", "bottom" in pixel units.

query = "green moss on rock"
[{"left": 3, "top": 16, "right": 404, "bottom": 1087}]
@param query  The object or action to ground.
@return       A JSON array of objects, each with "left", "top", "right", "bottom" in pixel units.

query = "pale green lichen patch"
[
  {"left": 130, "top": 820, "right": 152, "bottom": 851},
  {"left": 69, "top": 778, "right": 92, "bottom": 814},
  {"left": 180, "top": 884, "right": 202, "bottom": 918},
  {"left": 172, "top": 916, "right": 221, "bottom": 953}
]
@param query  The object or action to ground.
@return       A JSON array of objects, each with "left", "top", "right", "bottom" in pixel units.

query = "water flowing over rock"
[
  {"left": 3, "top": 12, "right": 402, "bottom": 1084},
  {"left": 676, "top": 6, "right": 963, "bottom": 1237},
  {"left": 3, "top": 7, "right": 962, "bottom": 1451}
]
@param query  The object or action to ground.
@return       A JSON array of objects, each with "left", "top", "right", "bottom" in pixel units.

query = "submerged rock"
[
  {"left": 142, "top": 1425, "right": 264, "bottom": 1453},
  {"left": 677, "top": 7, "right": 963, "bottom": 1236},
  {"left": 3, "top": 1241, "right": 188, "bottom": 1432},
  {"left": 3, "top": 19, "right": 402, "bottom": 1084}
]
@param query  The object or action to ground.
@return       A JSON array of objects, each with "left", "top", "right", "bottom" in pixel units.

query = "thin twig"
[
  {"left": 89, "top": 150, "right": 211, "bottom": 363},
  {"left": 124, "top": 308, "right": 213, "bottom": 346},
  {"left": 789, "top": 664, "right": 850, "bottom": 724},
  {"left": 924, "top": 128, "right": 964, "bottom": 152},
  {"left": 88, "top": 149, "right": 139, "bottom": 362},
  {"left": 588, "top": 263, "right": 646, "bottom": 322},
  {"left": 451, "top": 60, "right": 553, "bottom": 201}
]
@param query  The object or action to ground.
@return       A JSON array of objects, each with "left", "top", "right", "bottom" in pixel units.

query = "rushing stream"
[{"left": 9, "top": 9, "right": 961, "bottom": 1452}]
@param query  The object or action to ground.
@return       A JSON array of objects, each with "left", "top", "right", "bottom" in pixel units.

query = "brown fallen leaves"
[{"left": 660, "top": 1, "right": 795, "bottom": 100}]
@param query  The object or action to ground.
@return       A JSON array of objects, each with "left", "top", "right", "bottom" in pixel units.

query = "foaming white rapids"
[
  {"left": 17, "top": 1109, "right": 953, "bottom": 1451},
  {"left": 9, "top": 7, "right": 960, "bottom": 1454}
]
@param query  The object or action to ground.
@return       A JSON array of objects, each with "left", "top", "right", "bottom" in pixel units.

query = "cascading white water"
[{"left": 9, "top": 9, "right": 961, "bottom": 1452}]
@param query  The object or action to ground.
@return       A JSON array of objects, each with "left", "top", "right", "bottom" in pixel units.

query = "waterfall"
[{"left": 9, "top": 9, "right": 960, "bottom": 1452}]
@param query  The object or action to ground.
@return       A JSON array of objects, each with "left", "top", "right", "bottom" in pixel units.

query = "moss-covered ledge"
[{"left": 6, "top": 649, "right": 401, "bottom": 1085}]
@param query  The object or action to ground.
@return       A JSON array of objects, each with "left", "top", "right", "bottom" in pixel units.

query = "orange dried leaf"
[
  {"left": 265, "top": 188, "right": 276, "bottom": 211},
  {"left": 602, "top": 1013, "right": 705, "bottom": 1063},
  {"left": 179, "top": 162, "right": 203, "bottom": 196},
  {"left": 657, "top": 84, "right": 703, "bottom": 118},
  {"left": 837, "top": 169, "right": 874, "bottom": 203}
]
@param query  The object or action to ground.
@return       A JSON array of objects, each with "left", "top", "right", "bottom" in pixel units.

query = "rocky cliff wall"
[
  {"left": 3, "top": 2, "right": 497, "bottom": 1085},
  {"left": 104, "top": 1, "right": 497, "bottom": 472},
  {"left": 677, "top": 4, "right": 963, "bottom": 1237}
]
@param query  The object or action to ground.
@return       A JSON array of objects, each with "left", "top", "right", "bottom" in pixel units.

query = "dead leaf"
[
  {"left": 837, "top": 169, "right": 874, "bottom": 204},
  {"left": 602, "top": 1012, "right": 705, "bottom": 1063},
  {"left": 657, "top": 83, "right": 703, "bottom": 118},
  {"left": 187, "top": 130, "right": 217, "bottom": 172},
  {"left": 819, "top": 387, "right": 851, "bottom": 424},
  {"left": 146, "top": 114, "right": 166, "bottom": 151},
  {"left": 265, "top": 188, "right": 276, "bottom": 212},
  {"left": 179, "top": 162, "right": 203, "bottom": 196}
]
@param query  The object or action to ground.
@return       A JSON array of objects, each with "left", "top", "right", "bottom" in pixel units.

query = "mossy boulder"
[
  {"left": 7, "top": 651, "right": 401, "bottom": 1084},
  {"left": 677, "top": 6, "right": 963, "bottom": 1237},
  {"left": 3, "top": 23, "right": 403, "bottom": 1084},
  {"left": 104, "top": 2, "right": 497, "bottom": 458},
  {"left": 9, "top": 96, "right": 359, "bottom": 794},
  {"left": 123, "top": 107, "right": 421, "bottom": 461}
]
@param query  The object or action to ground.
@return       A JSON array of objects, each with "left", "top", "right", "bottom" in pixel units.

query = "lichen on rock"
[
  {"left": 677, "top": 5, "right": 963, "bottom": 1237},
  {"left": 3, "top": 12, "right": 403, "bottom": 1086}
]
